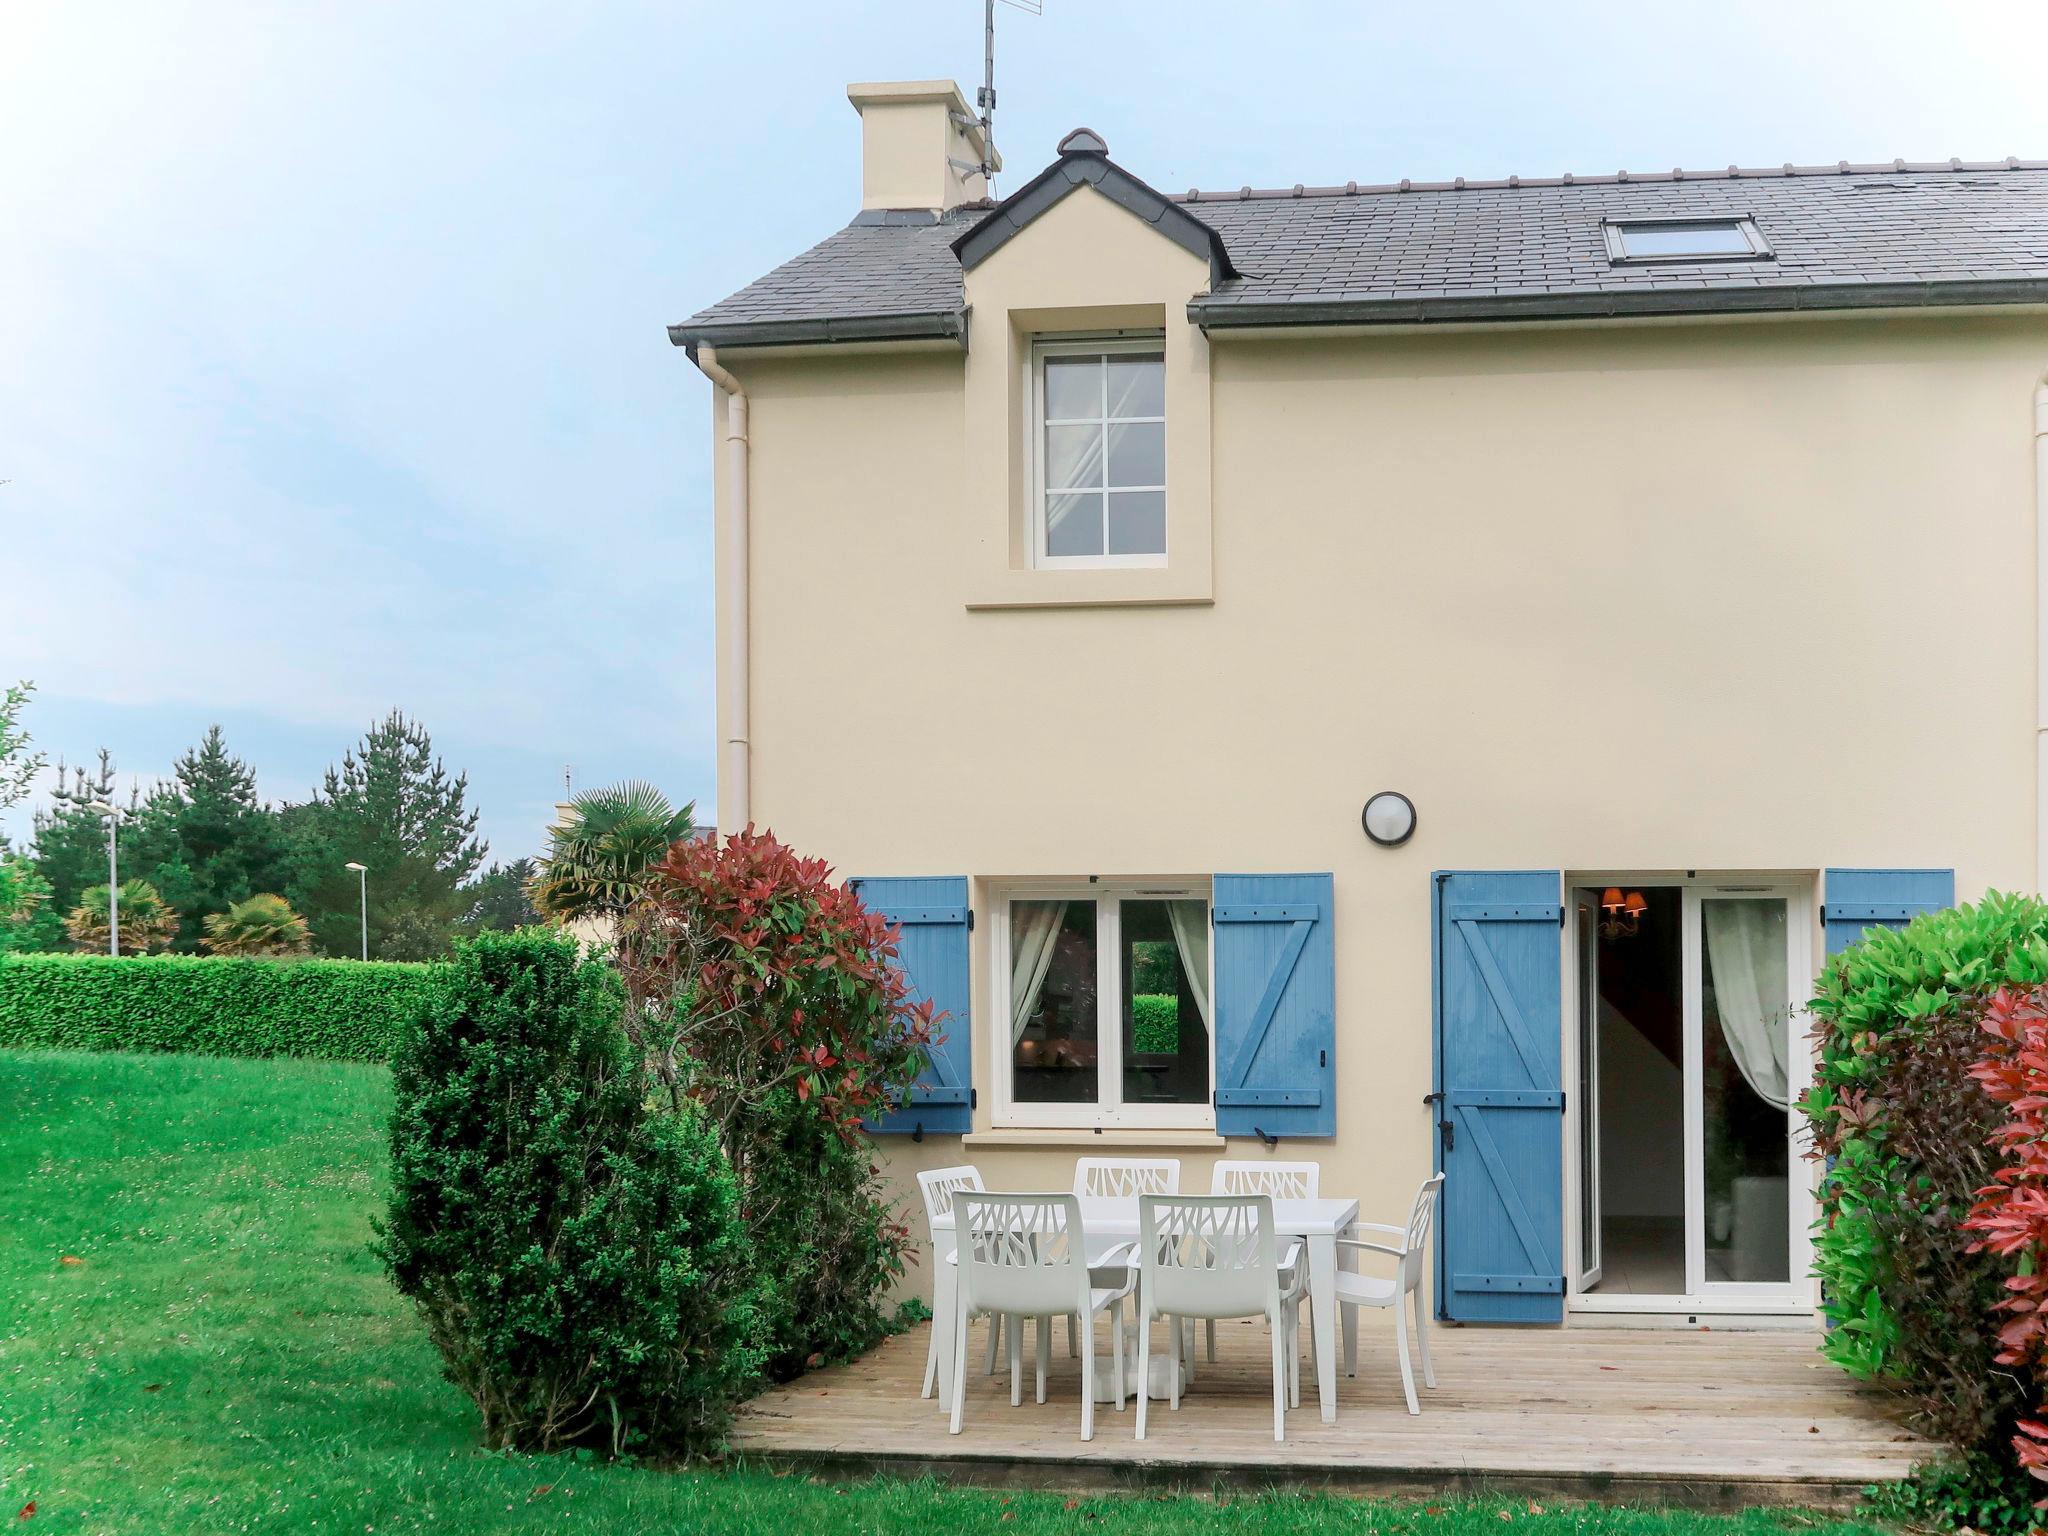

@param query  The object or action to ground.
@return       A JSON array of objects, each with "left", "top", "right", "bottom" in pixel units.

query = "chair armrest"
[
  {"left": 1334, "top": 1237, "right": 1407, "bottom": 1262},
  {"left": 1093, "top": 1240, "right": 1139, "bottom": 1270},
  {"left": 1352, "top": 1221, "right": 1407, "bottom": 1236}
]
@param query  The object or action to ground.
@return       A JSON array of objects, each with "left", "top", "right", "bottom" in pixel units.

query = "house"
[{"left": 669, "top": 79, "right": 2048, "bottom": 1329}]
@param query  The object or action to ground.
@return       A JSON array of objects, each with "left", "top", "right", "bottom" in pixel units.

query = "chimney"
[{"left": 847, "top": 80, "right": 999, "bottom": 212}]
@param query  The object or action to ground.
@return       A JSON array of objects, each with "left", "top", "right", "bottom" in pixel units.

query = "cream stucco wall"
[{"left": 704, "top": 183, "right": 2048, "bottom": 1301}]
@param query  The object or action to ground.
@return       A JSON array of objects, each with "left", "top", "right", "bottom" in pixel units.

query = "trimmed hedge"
[
  {"left": 0, "top": 951, "right": 441, "bottom": 1061},
  {"left": 1131, "top": 992, "right": 1180, "bottom": 1055}
]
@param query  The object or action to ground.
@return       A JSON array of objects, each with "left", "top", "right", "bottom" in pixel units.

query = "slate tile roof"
[{"left": 671, "top": 158, "right": 2048, "bottom": 346}]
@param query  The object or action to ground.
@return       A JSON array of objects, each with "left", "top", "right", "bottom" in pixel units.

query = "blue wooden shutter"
[
  {"left": 1822, "top": 868, "right": 1954, "bottom": 957},
  {"left": 1432, "top": 870, "right": 1565, "bottom": 1323},
  {"left": 854, "top": 876, "right": 972, "bottom": 1137},
  {"left": 1212, "top": 873, "right": 1334, "bottom": 1139}
]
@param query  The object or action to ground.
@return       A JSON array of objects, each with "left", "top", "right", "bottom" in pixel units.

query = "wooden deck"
[{"left": 733, "top": 1315, "right": 1929, "bottom": 1509}]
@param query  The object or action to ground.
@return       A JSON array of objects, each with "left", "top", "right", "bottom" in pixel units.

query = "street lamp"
[
  {"left": 88, "top": 801, "right": 123, "bottom": 956},
  {"left": 344, "top": 862, "right": 369, "bottom": 961}
]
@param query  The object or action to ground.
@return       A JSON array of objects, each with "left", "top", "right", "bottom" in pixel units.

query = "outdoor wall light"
[{"left": 1360, "top": 790, "right": 1417, "bottom": 847}]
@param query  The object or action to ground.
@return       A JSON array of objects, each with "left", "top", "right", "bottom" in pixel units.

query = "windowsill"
[
  {"left": 963, "top": 563, "right": 1213, "bottom": 609},
  {"left": 965, "top": 1128, "right": 1225, "bottom": 1149}
]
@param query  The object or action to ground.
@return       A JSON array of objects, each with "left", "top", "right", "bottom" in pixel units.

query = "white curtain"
[
  {"left": 1702, "top": 901, "right": 1790, "bottom": 1110},
  {"left": 1010, "top": 901, "right": 1068, "bottom": 1047},
  {"left": 1167, "top": 900, "right": 1212, "bottom": 1028}
]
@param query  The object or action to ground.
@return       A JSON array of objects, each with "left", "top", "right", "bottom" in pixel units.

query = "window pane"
[
  {"left": 1106, "top": 491, "right": 1164, "bottom": 556},
  {"left": 1121, "top": 899, "right": 1209, "bottom": 1107},
  {"left": 1045, "top": 492, "right": 1104, "bottom": 557},
  {"left": 1044, "top": 422, "right": 1104, "bottom": 491},
  {"left": 1106, "top": 421, "right": 1163, "bottom": 488},
  {"left": 1701, "top": 898, "right": 1791, "bottom": 1284},
  {"left": 1617, "top": 222, "right": 1752, "bottom": 258},
  {"left": 1043, "top": 356, "right": 1101, "bottom": 420},
  {"left": 1106, "top": 353, "right": 1164, "bottom": 417},
  {"left": 1012, "top": 900, "right": 1099, "bottom": 1105}
]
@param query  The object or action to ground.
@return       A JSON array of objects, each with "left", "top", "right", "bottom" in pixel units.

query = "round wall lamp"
[{"left": 1361, "top": 790, "right": 1417, "bottom": 847}]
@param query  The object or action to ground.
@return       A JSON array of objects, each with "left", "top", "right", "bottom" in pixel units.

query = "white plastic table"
[{"left": 928, "top": 1195, "right": 1360, "bottom": 1425}]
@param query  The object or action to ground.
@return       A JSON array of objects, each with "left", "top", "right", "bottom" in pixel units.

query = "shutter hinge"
[
  {"left": 969, "top": 1088, "right": 978, "bottom": 1110},
  {"left": 1319, "top": 1049, "right": 1326, "bottom": 1069},
  {"left": 966, "top": 908, "right": 975, "bottom": 931}
]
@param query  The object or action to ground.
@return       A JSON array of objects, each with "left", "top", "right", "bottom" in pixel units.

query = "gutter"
[
  {"left": 669, "top": 309, "right": 968, "bottom": 353},
  {"left": 1190, "top": 277, "right": 2048, "bottom": 332},
  {"left": 692, "top": 344, "right": 751, "bottom": 833},
  {"left": 2037, "top": 370, "right": 2048, "bottom": 892}
]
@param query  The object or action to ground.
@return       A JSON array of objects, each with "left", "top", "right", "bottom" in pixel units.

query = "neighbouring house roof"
[{"left": 670, "top": 154, "right": 2048, "bottom": 349}]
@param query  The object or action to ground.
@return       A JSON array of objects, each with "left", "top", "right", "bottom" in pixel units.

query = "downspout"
[
  {"left": 2036, "top": 372, "right": 2048, "bottom": 891},
  {"left": 694, "top": 344, "right": 750, "bottom": 832}
]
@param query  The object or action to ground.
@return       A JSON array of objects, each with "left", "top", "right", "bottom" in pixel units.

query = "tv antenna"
[{"left": 978, "top": 0, "right": 1041, "bottom": 185}]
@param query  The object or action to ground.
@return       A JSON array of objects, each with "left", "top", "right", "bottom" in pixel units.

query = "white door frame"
[{"left": 1562, "top": 870, "right": 1820, "bottom": 1317}]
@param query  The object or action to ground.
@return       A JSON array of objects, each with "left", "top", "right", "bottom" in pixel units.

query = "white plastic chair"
[
  {"left": 914, "top": 1166, "right": 1008, "bottom": 1397},
  {"left": 1070, "top": 1158, "right": 1180, "bottom": 1359},
  {"left": 1204, "top": 1161, "right": 1320, "bottom": 1363},
  {"left": 1134, "top": 1193, "right": 1303, "bottom": 1443},
  {"left": 947, "top": 1192, "right": 1136, "bottom": 1441},
  {"left": 1334, "top": 1173, "right": 1444, "bottom": 1415}
]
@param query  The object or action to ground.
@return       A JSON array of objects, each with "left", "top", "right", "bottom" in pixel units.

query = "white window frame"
[
  {"left": 1029, "top": 336, "right": 1168, "bottom": 571},
  {"left": 989, "top": 877, "right": 1214, "bottom": 1130},
  {"left": 1601, "top": 216, "right": 1772, "bottom": 265}
]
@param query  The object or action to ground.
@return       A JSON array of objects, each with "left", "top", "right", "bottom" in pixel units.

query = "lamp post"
[
  {"left": 344, "top": 862, "right": 368, "bottom": 961},
  {"left": 88, "top": 800, "right": 123, "bottom": 956}
]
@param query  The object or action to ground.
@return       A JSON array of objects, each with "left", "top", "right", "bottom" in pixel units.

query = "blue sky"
[{"left": 4, "top": 0, "right": 2044, "bottom": 861}]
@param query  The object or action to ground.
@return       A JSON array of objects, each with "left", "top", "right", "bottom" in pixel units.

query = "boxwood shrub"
[
  {"left": 0, "top": 951, "right": 440, "bottom": 1061},
  {"left": 382, "top": 928, "right": 767, "bottom": 1456}
]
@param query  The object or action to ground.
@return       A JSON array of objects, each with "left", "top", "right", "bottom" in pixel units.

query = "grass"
[{"left": 0, "top": 1048, "right": 1894, "bottom": 1534}]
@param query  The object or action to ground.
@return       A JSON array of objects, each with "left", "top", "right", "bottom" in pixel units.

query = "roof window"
[{"left": 1602, "top": 217, "right": 1771, "bottom": 264}]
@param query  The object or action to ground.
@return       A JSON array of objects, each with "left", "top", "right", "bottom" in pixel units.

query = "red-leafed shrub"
[
  {"left": 615, "top": 828, "right": 937, "bottom": 1377},
  {"left": 1965, "top": 984, "right": 2048, "bottom": 1482}
]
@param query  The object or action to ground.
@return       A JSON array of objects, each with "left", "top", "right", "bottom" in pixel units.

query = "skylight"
[{"left": 1603, "top": 217, "right": 1771, "bottom": 264}]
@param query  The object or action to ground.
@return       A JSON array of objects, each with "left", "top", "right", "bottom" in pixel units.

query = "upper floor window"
[
  {"left": 1033, "top": 338, "right": 1166, "bottom": 567},
  {"left": 1602, "top": 217, "right": 1771, "bottom": 264}
]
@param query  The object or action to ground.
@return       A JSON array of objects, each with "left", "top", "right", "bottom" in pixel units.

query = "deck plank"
[{"left": 731, "top": 1315, "right": 1928, "bottom": 1508}]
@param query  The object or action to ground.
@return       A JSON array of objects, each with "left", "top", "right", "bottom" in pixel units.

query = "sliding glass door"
[
  {"left": 1571, "top": 876, "right": 1811, "bottom": 1309},
  {"left": 1686, "top": 887, "right": 1802, "bottom": 1297}
]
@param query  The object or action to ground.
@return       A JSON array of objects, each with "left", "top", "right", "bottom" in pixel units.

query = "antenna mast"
[{"left": 978, "top": 0, "right": 1041, "bottom": 185}]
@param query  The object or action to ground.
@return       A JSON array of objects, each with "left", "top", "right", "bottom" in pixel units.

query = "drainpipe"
[
  {"left": 2037, "top": 371, "right": 2048, "bottom": 891},
  {"left": 694, "top": 344, "right": 750, "bottom": 832}
]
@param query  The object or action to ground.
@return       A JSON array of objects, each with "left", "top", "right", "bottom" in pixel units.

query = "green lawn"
[{"left": 0, "top": 1049, "right": 1891, "bottom": 1534}]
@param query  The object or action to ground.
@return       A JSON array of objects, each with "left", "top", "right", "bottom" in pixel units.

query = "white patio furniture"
[
  {"left": 915, "top": 1166, "right": 1010, "bottom": 1398},
  {"left": 927, "top": 1182, "right": 1358, "bottom": 1425},
  {"left": 947, "top": 1192, "right": 1136, "bottom": 1441},
  {"left": 1205, "top": 1160, "right": 1321, "bottom": 1363},
  {"left": 1070, "top": 1157, "right": 1181, "bottom": 1362},
  {"left": 1134, "top": 1193, "right": 1303, "bottom": 1442},
  {"left": 1334, "top": 1173, "right": 1445, "bottom": 1415}
]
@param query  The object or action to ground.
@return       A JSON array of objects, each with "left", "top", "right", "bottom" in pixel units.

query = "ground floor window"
[{"left": 996, "top": 881, "right": 1212, "bottom": 1128}]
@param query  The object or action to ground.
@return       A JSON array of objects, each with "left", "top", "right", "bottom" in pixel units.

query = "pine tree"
[
  {"left": 125, "top": 727, "right": 290, "bottom": 949},
  {"left": 462, "top": 858, "right": 541, "bottom": 935},
  {"left": 289, "top": 711, "right": 486, "bottom": 959},
  {"left": 31, "top": 751, "right": 135, "bottom": 919}
]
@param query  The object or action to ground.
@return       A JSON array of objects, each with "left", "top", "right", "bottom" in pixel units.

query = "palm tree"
[
  {"left": 530, "top": 781, "right": 696, "bottom": 923},
  {"left": 65, "top": 881, "right": 180, "bottom": 954},
  {"left": 202, "top": 893, "right": 312, "bottom": 958}
]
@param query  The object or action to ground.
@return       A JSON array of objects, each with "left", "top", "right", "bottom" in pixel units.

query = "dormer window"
[
  {"left": 1603, "top": 217, "right": 1771, "bottom": 264},
  {"left": 1033, "top": 338, "right": 1167, "bottom": 567}
]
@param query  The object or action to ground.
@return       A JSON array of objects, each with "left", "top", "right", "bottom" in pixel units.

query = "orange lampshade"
[
  {"left": 1623, "top": 891, "right": 1648, "bottom": 917},
  {"left": 1600, "top": 887, "right": 1625, "bottom": 911}
]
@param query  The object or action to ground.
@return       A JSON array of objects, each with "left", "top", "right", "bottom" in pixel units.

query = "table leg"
[
  {"left": 933, "top": 1238, "right": 958, "bottom": 1413},
  {"left": 1308, "top": 1233, "right": 1338, "bottom": 1424}
]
